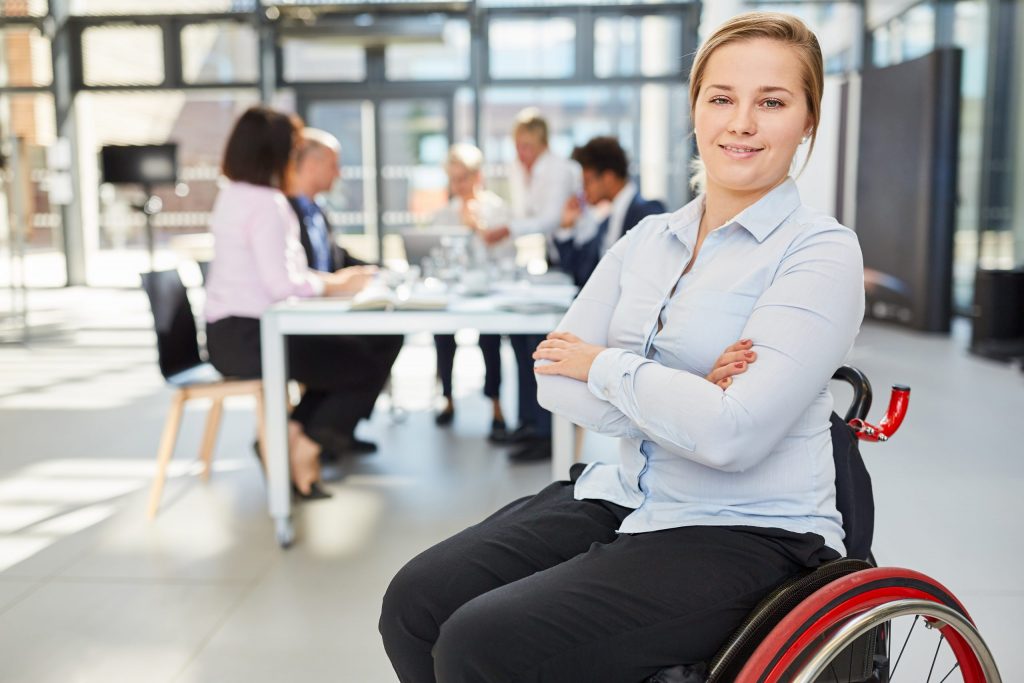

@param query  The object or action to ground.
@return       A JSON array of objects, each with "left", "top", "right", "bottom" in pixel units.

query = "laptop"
[{"left": 399, "top": 226, "right": 467, "bottom": 267}]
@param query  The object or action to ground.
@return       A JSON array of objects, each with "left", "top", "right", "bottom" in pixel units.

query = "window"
[
  {"left": 480, "top": 84, "right": 689, "bottom": 210},
  {"left": 488, "top": 17, "right": 575, "bottom": 80},
  {"left": 181, "top": 22, "right": 259, "bottom": 85},
  {"left": 0, "top": 26, "right": 52, "bottom": 88},
  {"left": 386, "top": 18, "right": 470, "bottom": 81},
  {"left": 82, "top": 24, "right": 164, "bottom": 87},
  {"left": 282, "top": 37, "right": 366, "bottom": 83},
  {"left": 594, "top": 15, "right": 682, "bottom": 79}
]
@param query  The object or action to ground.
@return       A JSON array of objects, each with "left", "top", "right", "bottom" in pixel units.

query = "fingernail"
[
  {"left": 734, "top": 361, "right": 745, "bottom": 368},
  {"left": 744, "top": 351, "right": 754, "bottom": 359},
  {"left": 741, "top": 339, "right": 751, "bottom": 344}
]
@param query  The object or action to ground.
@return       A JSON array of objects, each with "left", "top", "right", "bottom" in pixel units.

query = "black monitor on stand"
[{"left": 100, "top": 144, "right": 179, "bottom": 269}]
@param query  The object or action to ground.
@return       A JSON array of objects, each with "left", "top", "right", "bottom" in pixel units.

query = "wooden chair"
[{"left": 141, "top": 269, "right": 266, "bottom": 519}]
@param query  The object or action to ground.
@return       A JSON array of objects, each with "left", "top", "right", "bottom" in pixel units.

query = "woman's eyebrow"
[{"left": 706, "top": 84, "right": 795, "bottom": 96}]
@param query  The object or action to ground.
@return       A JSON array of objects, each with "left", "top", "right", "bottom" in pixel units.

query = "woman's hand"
[
  {"left": 460, "top": 200, "right": 483, "bottom": 232},
  {"left": 560, "top": 195, "right": 582, "bottom": 229},
  {"left": 322, "top": 265, "right": 377, "bottom": 296},
  {"left": 532, "top": 331, "right": 606, "bottom": 382},
  {"left": 706, "top": 339, "right": 756, "bottom": 390}
]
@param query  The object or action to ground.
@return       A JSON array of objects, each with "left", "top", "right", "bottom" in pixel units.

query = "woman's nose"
[{"left": 728, "top": 106, "right": 757, "bottom": 135}]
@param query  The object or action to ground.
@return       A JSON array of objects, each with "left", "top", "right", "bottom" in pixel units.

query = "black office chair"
[{"left": 140, "top": 269, "right": 265, "bottom": 519}]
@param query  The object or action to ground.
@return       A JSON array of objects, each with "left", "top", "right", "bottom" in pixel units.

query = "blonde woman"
[{"left": 380, "top": 13, "right": 863, "bottom": 681}]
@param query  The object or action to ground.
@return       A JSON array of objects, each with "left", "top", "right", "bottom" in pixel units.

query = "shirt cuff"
[
  {"left": 552, "top": 228, "right": 574, "bottom": 243},
  {"left": 307, "top": 273, "right": 326, "bottom": 296},
  {"left": 587, "top": 348, "right": 647, "bottom": 402}
]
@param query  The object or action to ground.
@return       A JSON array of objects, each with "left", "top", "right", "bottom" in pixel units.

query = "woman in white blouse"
[
  {"left": 431, "top": 143, "right": 511, "bottom": 438},
  {"left": 380, "top": 13, "right": 864, "bottom": 682}
]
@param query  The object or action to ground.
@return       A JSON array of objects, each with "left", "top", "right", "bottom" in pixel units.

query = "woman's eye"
[
  {"left": 762, "top": 98, "right": 784, "bottom": 109},
  {"left": 709, "top": 96, "right": 730, "bottom": 105}
]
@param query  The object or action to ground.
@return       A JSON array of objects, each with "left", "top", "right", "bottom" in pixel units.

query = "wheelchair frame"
[{"left": 700, "top": 367, "right": 1001, "bottom": 683}]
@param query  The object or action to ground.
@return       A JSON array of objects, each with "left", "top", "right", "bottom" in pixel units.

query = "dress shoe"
[
  {"left": 435, "top": 407, "right": 455, "bottom": 426},
  {"left": 349, "top": 437, "right": 377, "bottom": 454},
  {"left": 488, "top": 418, "right": 509, "bottom": 443},
  {"left": 292, "top": 481, "right": 332, "bottom": 501},
  {"left": 492, "top": 423, "right": 537, "bottom": 445},
  {"left": 508, "top": 439, "right": 552, "bottom": 463},
  {"left": 252, "top": 441, "right": 332, "bottom": 501}
]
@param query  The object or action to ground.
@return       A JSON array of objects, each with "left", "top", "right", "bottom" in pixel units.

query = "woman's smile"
[{"left": 719, "top": 143, "right": 765, "bottom": 159}]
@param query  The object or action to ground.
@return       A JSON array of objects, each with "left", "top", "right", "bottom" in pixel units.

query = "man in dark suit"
[
  {"left": 287, "top": 128, "right": 403, "bottom": 457},
  {"left": 556, "top": 137, "right": 666, "bottom": 288}
]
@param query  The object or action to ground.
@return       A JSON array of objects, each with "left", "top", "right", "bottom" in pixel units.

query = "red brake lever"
[{"left": 849, "top": 385, "right": 910, "bottom": 443}]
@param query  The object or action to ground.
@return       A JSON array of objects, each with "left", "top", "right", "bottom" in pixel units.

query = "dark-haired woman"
[{"left": 204, "top": 106, "right": 376, "bottom": 497}]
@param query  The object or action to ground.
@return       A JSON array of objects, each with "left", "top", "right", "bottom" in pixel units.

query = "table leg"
[
  {"left": 260, "top": 314, "right": 293, "bottom": 547},
  {"left": 551, "top": 414, "right": 576, "bottom": 481}
]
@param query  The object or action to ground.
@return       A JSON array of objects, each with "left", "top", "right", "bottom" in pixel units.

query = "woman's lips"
[{"left": 719, "top": 144, "right": 764, "bottom": 160}]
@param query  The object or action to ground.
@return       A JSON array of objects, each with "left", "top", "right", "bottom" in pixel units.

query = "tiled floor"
[{"left": 0, "top": 287, "right": 1021, "bottom": 682}]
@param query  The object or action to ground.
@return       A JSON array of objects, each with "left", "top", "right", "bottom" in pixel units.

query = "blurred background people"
[
  {"left": 557, "top": 136, "right": 667, "bottom": 288},
  {"left": 431, "top": 143, "right": 509, "bottom": 440},
  {"left": 481, "top": 109, "right": 578, "bottom": 462},
  {"left": 287, "top": 127, "right": 404, "bottom": 459},
  {"left": 202, "top": 106, "right": 377, "bottom": 498}
]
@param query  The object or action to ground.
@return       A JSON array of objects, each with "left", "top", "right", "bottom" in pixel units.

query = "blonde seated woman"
[
  {"left": 379, "top": 13, "right": 864, "bottom": 682},
  {"left": 431, "top": 143, "right": 512, "bottom": 440}
]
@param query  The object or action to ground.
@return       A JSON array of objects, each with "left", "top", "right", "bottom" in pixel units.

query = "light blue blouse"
[{"left": 536, "top": 178, "right": 865, "bottom": 554}]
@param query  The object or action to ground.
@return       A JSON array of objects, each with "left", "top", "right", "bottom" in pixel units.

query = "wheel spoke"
[
  {"left": 848, "top": 637, "right": 854, "bottom": 680},
  {"left": 936, "top": 662, "right": 961, "bottom": 683},
  {"left": 890, "top": 615, "right": 919, "bottom": 678},
  {"left": 937, "top": 663, "right": 962, "bottom": 683},
  {"left": 828, "top": 661, "right": 840, "bottom": 683},
  {"left": 926, "top": 634, "right": 942, "bottom": 682}
]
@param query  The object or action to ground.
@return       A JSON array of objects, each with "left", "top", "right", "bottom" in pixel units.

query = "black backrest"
[
  {"left": 830, "top": 366, "right": 876, "bottom": 562},
  {"left": 830, "top": 412, "right": 874, "bottom": 561},
  {"left": 140, "top": 269, "right": 203, "bottom": 380}
]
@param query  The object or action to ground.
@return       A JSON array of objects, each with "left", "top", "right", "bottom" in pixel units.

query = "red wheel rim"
[{"left": 737, "top": 567, "right": 986, "bottom": 683}]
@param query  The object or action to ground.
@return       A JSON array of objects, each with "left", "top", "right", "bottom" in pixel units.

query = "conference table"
[{"left": 260, "top": 279, "right": 579, "bottom": 547}]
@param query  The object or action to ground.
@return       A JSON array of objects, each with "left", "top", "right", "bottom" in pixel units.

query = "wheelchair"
[{"left": 648, "top": 367, "right": 1002, "bottom": 683}]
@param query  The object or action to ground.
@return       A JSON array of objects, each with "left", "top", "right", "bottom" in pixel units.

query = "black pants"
[
  {"left": 206, "top": 316, "right": 402, "bottom": 444},
  {"left": 510, "top": 334, "right": 551, "bottom": 438},
  {"left": 433, "top": 333, "right": 502, "bottom": 400},
  {"left": 379, "top": 468, "right": 838, "bottom": 683}
]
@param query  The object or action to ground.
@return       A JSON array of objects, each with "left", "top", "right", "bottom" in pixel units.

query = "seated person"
[
  {"left": 286, "top": 128, "right": 403, "bottom": 457},
  {"left": 432, "top": 143, "right": 511, "bottom": 440},
  {"left": 379, "top": 13, "right": 863, "bottom": 680},
  {"left": 556, "top": 136, "right": 667, "bottom": 287},
  {"left": 204, "top": 106, "right": 376, "bottom": 498}
]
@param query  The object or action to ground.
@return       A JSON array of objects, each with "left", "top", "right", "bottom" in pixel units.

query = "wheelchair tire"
[{"left": 735, "top": 567, "right": 1002, "bottom": 683}]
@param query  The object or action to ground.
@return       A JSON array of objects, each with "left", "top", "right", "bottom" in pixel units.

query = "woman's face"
[
  {"left": 514, "top": 130, "right": 545, "bottom": 169},
  {"left": 446, "top": 161, "right": 480, "bottom": 200},
  {"left": 694, "top": 38, "right": 812, "bottom": 200}
]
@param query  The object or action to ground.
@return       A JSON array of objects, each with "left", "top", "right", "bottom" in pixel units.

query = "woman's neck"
[{"left": 700, "top": 177, "right": 788, "bottom": 239}]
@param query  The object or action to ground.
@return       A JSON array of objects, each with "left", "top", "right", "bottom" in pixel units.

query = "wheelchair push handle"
[{"left": 848, "top": 384, "right": 910, "bottom": 443}]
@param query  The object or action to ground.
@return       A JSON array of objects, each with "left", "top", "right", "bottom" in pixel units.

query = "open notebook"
[{"left": 349, "top": 285, "right": 449, "bottom": 311}]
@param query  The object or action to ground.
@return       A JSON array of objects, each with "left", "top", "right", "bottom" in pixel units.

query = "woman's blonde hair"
[
  {"left": 446, "top": 143, "right": 485, "bottom": 174},
  {"left": 688, "top": 12, "right": 824, "bottom": 191}
]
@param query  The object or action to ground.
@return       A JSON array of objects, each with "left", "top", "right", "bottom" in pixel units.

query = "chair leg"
[
  {"left": 198, "top": 397, "right": 223, "bottom": 481},
  {"left": 254, "top": 387, "right": 268, "bottom": 473},
  {"left": 148, "top": 391, "right": 187, "bottom": 520}
]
